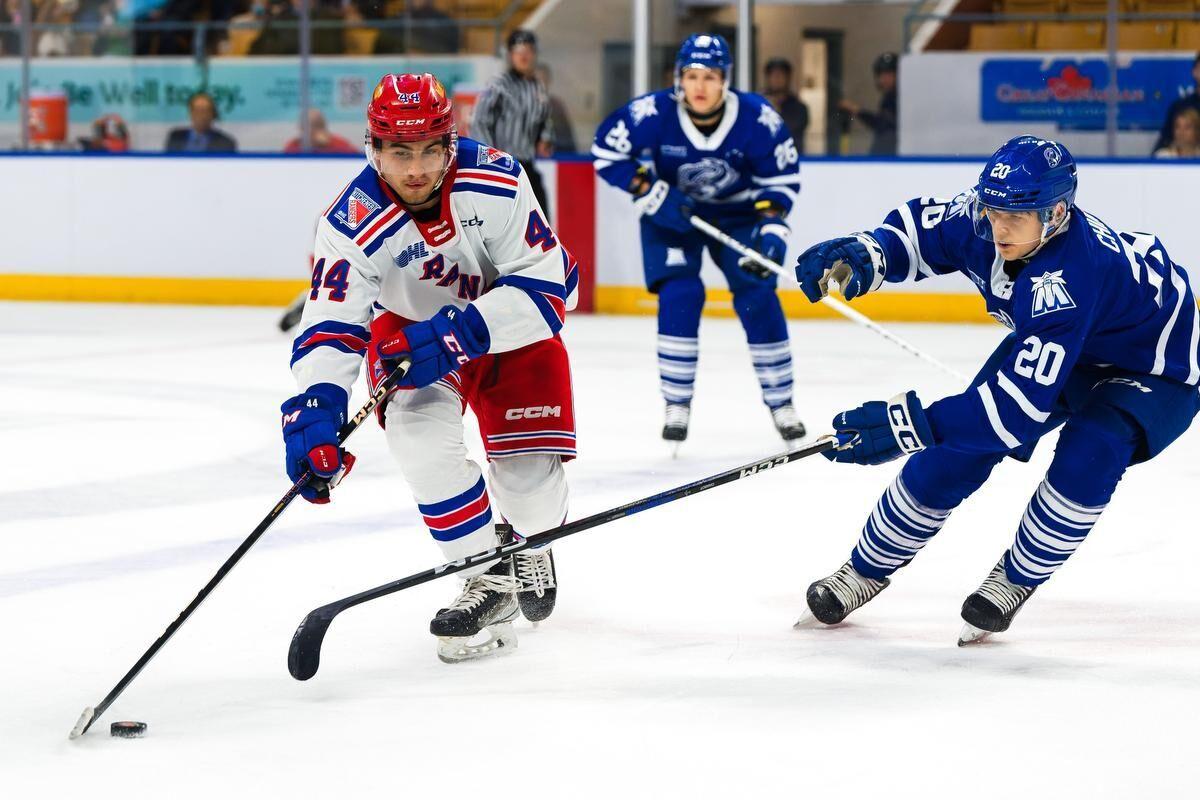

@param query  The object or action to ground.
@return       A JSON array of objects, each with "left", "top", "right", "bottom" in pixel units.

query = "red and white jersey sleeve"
[{"left": 471, "top": 161, "right": 576, "bottom": 353}]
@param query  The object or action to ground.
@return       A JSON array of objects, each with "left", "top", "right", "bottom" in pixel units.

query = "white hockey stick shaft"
[{"left": 689, "top": 215, "right": 967, "bottom": 382}]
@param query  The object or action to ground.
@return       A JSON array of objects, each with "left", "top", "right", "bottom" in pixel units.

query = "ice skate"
[
  {"left": 662, "top": 402, "right": 690, "bottom": 457},
  {"left": 497, "top": 524, "right": 558, "bottom": 623},
  {"left": 770, "top": 403, "right": 807, "bottom": 443},
  {"left": 430, "top": 558, "right": 521, "bottom": 663},
  {"left": 958, "top": 556, "right": 1036, "bottom": 646},
  {"left": 794, "top": 561, "right": 890, "bottom": 627}
]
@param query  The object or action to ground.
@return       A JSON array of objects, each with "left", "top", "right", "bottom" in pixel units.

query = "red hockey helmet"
[{"left": 365, "top": 73, "right": 458, "bottom": 193}]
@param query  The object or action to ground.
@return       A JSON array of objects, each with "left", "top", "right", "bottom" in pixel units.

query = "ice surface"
[{"left": 2, "top": 302, "right": 1197, "bottom": 798}]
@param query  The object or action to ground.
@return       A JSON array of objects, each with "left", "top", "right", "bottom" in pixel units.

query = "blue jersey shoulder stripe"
[{"left": 451, "top": 183, "right": 517, "bottom": 200}]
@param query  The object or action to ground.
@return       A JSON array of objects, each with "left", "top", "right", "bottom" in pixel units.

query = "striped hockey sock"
[
  {"left": 417, "top": 475, "right": 497, "bottom": 571},
  {"left": 850, "top": 475, "right": 952, "bottom": 580},
  {"left": 1006, "top": 479, "right": 1104, "bottom": 587},
  {"left": 657, "top": 334, "right": 699, "bottom": 405},
  {"left": 748, "top": 340, "right": 794, "bottom": 408}
]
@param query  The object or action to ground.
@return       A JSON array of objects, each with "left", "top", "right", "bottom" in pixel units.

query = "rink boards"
[{"left": 0, "top": 153, "right": 1195, "bottom": 322}]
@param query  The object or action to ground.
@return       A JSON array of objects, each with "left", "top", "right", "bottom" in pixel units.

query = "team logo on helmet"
[
  {"left": 1044, "top": 146, "right": 1062, "bottom": 167},
  {"left": 1031, "top": 270, "right": 1075, "bottom": 317}
]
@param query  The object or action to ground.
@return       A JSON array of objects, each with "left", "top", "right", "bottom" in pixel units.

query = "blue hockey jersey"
[
  {"left": 591, "top": 89, "right": 801, "bottom": 219},
  {"left": 869, "top": 192, "right": 1200, "bottom": 453}
]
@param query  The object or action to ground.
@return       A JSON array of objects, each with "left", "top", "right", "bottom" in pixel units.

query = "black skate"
[
  {"left": 795, "top": 561, "right": 890, "bottom": 627},
  {"left": 958, "top": 556, "right": 1037, "bottom": 646},
  {"left": 430, "top": 557, "right": 521, "bottom": 663},
  {"left": 770, "top": 403, "right": 807, "bottom": 443},
  {"left": 497, "top": 524, "right": 558, "bottom": 623},
  {"left": 662, "top": 402, "right": 690, "bottom": 442}
]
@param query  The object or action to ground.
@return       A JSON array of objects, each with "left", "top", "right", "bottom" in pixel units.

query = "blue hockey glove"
[
  {"left": 633, "top": 179, "right": 694, "bottom": 234},
  {"left": 281, "top": 383, "right": 354, "bottom": 503},
  {"left": 377, "top": 305, "right": 490, "bottom": 389},
  {"left": 738, "top": 217, "right": 789, "bottom": 278},
  {"left": 825, "top": 390, "right": 934, "bottom": 466},
  {"left": 795, "top": 234, "right": 885, "bottom": 303}
]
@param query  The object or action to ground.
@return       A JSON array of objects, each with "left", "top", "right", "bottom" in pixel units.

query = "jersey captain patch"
[
  {"left": 336, "top": 188, "right": 381, "bottom": 230},
  {"left": 1031, "top": 270, "right": 1076, "bottom": 317}
]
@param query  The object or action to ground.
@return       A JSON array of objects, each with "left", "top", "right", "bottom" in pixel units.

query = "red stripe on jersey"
[
  {"left": 455, "top": 170, "right": 519, "bottom": 187},
  {"left": 355, "top": 205, "right": 401, "bottom": 246},
  {"left": 299, "top": 331, "right": 369, "bottom": 352}
]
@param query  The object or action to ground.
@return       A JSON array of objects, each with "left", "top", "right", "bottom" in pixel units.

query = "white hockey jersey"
[{"left": 291, "top": 137, "right": 578, "bottom": 396}]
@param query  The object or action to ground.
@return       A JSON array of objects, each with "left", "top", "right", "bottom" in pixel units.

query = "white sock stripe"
[
  {"left": 1041, "top": 480, "right": 1106, "bottom": 515},
  {"left": 1036, "top": 485, "right": 1105, "bottom": 526},
  {"left": 856, "top": 534, "right": 910, "bottom": 568},
  {"left": 1030, "top": 493, "right": 1096, "bottom": 533},
  {"left": 1024, "top": 506, "right": 1089, "bottom": 545},
  {"left": 1019, "top": 516, "right": 1083, "bottom": 555},
  {"left": 755, "top": 369, "right": 794, "bottom": 385},
  {"left": 893, "top": 476, "right": 952, "bottom": 519},
  {"left": 658, "top": 362, "right": 698, "bottom": 378},
  {"left": 747, "top": 340, "right": 791, "bottom": 353},
  {"left": 657, "top": 347, "right": 699, "bottom": 359},
  {"left": 880, "top": 493, "right": 942, "bottom": 538},
  {"left": 887, "top": 481, "right": 950, "bottom": 528},
  {"left": 869, "top": 506, "right": 932, "bottom": 551},
  {"left": 1009, "top": 543, "right": 1056, "bottom": 579}
]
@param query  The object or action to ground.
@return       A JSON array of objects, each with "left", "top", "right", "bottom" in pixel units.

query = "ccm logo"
[{"left": 505, "top": 406, "right": 561, "bottom": 421}]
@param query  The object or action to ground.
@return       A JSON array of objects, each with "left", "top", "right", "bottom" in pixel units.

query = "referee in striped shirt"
[{"left": 472, "top": 29, "right": 555, "bottom": 219}]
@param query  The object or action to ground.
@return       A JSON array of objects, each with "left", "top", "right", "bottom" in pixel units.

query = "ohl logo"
[{"left": 393, "top": 241, "right": 430, "bottom": 269}]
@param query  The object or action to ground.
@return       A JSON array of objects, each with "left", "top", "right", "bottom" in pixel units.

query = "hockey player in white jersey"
[{"left": 281, "top": 73, "right": 579, "bottom": 662}]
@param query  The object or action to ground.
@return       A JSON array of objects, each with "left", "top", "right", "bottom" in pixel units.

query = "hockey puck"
[{"left": 110, "top": 721, "right": 147, "bottom": 738}]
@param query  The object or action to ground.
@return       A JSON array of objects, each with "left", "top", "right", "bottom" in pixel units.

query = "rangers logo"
[
  {"left": 1031, "top": 271, "right": 1075, "bottom": 317},
  {"left": 676, "top": 157, "right": 739, "bottom": 200},
  {"left": 476, "top": 146, "right": 514, "bottom": 171},
  {"left": 336, "top": 188, "right": 380, "bottom": 230}
]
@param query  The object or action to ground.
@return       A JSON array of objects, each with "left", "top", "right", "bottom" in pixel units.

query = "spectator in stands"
[
  {"left": 164, "top": 91, "right": 238, "bottom": 152},
  {"left": 34, "top": 0, "right": 79, "bottom": 57},
  {"left": 472, "top": 29, "right": 554, "bottom": 214},
  {"left": 762, "top": 57, "right": 809, "bottom": 154},
  {"left": 1154, "top": 107, "right": 1200, "bottom": 159},
  {"left": 839, "top": 52, "right": 898, "bottom": 156},
  {"left": 249, "top": 0, "right": 341, "bottom": 55},
  {"left": 0, "top": 0, "right": 22, "bottom": 56},
  {"left": 372, "top": 0, "right": 458, "bottom": 55},
  {"left": 283, "top": 108, "right": 358, "bottom": 154},
  {"left": 536, "top": 64, "right": 576, "bottom": 153},
  {"left": 1152, "top": 53, "right": 1200, "bottom": 154}
]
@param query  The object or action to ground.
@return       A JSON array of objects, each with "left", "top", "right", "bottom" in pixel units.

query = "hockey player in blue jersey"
[
  {"left": 791, "top": 135, "right": 1200, "bottom": 644},
  {"left": 592, "top": 33, "right": 805, "bottom": 445}
]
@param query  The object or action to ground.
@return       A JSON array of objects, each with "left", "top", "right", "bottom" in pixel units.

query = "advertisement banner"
[
  {"left": 0, "top": 56, "right": 497, "bottom": 124},
  {"left": 980, "top": 57, "right": 1195, "bottom": 131}
]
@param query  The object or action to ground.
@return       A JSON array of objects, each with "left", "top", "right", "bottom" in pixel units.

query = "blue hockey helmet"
[
  {"left": 971, "top": 135, "right": 1078, "bottom": 244},
  {"left": 674, "top": 33, "right": 732, "bottom": 97}
]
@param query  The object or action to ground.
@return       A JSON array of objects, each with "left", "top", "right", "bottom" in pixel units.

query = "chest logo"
[
  {"left": 393, "top": 241, "right": 430, "bottom": 269},
  {"left": 1031, "top": 270, "right": 1076, "bottom": 318},
  {"left": 336, "top": 188, "right": 380, "bottom": 230},
  {"left": 418, "top": 253, "right": 481, "bottom": 300},
  {"left": 676, "top": 158, "right": 739, "bottom": 200}
]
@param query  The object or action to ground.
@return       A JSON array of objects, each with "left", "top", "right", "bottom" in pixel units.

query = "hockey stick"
[
  {"left": 689, "top": 216, "right": 967, "bottom": 382},
  {"left": 68, "top": 358, "right": 412, "bottom": 740},
  {"left": 287, "top": 434, "right": 838, "bottom": 681}
]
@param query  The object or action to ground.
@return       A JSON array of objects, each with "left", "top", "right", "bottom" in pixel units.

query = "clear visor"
[
  {"left": 969, "top": 192, "right": 1063, "bottom": 246},
  {"left": 365, "top": 133, "right": 454, "bottom": 183}
]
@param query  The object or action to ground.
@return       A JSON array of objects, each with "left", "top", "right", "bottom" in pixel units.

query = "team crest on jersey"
[
  {"left": 676, "top": 157, "right": 739, "bottom": 200},
  {"left": 336, "top": 188, "right": 380, "bottom": 230},
  {"left": 1031, "top": 271, "right": 1075, "bottom": 317},
  {"left": 629, "top": 95, "right": 658, "bottom": 125},
  {"left": 476, "top": 146, "right": 514, "bottom": 170},
  {"left": 757, "top": 104, "right": 783, "bottom": 136},
  {"left": 392, "top": 240, "right": 430, "bottom": 269}
]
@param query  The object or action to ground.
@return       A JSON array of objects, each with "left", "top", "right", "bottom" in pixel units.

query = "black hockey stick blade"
[{"left": 287, "top": 435, "right": 837, "bottom": 680}]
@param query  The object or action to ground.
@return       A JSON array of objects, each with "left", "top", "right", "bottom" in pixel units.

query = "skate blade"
[
  {"left": 669, "top": 440, "right": 683, "bottom": 459},
  {"left": 793, "top": 608, "right": 823, "bottom": 629},
  {"left": 436, "top": 622, "right": 517, "bottom": 663},
  {"left": 957, "top": 622, "right": 992, "bottom": 647}
]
